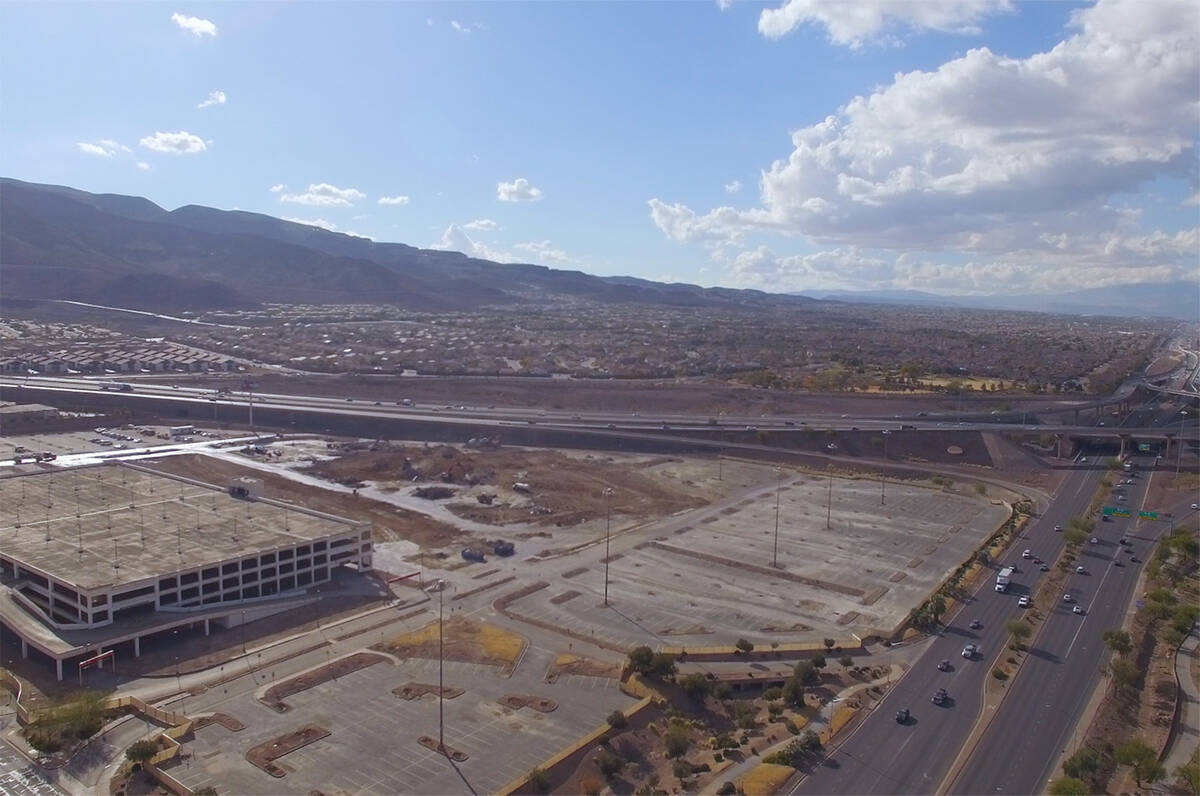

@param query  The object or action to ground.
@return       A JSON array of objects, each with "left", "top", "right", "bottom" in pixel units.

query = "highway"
[
  {"left": 2, "top": 376, "right": 1196, "bottom": 441},
  {"left": 791, "top": 455, "right": 1115, "bottom": 795},
  {"left": 948, "top": 459, "right": 1191, "bottom": 794}
]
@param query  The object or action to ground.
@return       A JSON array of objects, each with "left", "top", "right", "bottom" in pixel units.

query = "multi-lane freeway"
[{"left": 2, "top": 376, "right": 1196, "bottom": 442}]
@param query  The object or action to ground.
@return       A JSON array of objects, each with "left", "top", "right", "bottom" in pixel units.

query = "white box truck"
[{"left": 995, "top": 566, "right": 1014, "bottom": 592}]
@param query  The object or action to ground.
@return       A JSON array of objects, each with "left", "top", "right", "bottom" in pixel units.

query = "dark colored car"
[
  {"left": 968, "top": 619, "right": 982, "bottom": 629},
  {"left": 932, "top": 688, "right": 948, "bottom": 706},
  {"left": 895, "top": 708, "right": 910, "bottom": 724},
  {"left": 937, "top": 659, "right": 951, "bottom": 671}
]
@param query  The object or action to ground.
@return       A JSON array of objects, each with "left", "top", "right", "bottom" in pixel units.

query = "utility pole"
[
  {"left": 1177, "top": 410, "right": 1187, "bottom": 476},
  {"left": 603, "top": 488, "right": 615, "bottom": 606},
  {"left": 425, "top": 579, "right": 450, "bottom": 755},
  {"left": 881, "top": 430, "right": 890, "bottom": 505},
  {"left": 826, "top": 470, "right": 833, "bottom": 530},
  {"left": 772, "top": 467, "right": 782, "bottom": 568}
]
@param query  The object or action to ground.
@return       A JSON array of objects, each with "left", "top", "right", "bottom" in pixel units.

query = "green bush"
[
  {"left": 607, "top": 710, "right": 628, "bottom": 729},
  {"left": 992, "top": 668, "right": 1009, "bottom": 681}
]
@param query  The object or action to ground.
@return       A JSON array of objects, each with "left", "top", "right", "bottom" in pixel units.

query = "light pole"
[
  {"left": 603, "top": 488, "right": 615, "bottom": 606},
  {"left": 826, "top": 470, "right": 833, "bottom": 530},
  {"left": 881, "top": 430, "right": 890, "bottom": 505},
  {"left": 772, "top": 467, "right": 782, "bottom": 568},
  {"left": 1177, "top": 410, "right": 1187, "bottom": 476},
  {"left": 425, "top": 578, "right": 449, "bottom": 754}
]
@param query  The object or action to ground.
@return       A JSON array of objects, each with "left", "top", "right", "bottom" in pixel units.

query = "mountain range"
[
  {"left": 0, "top": 178, "right": 806, "bottom": 313},
  {"left": 1, "top": 177, "right": 1194, "bottom": 320}
]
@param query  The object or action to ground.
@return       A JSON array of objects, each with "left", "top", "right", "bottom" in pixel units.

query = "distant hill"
[
  {"left": 803, "top": 284, "right": 1199, "bottom": 321},
  {"left": 0, "top": 178, "right": 815, "bottom": 313}
]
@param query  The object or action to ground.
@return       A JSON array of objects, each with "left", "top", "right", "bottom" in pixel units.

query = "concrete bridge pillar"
[
  {"left": 1073, "top": 408, "right": 1080, "bottom": 425},
  {"left": 1165, "top": 433, "right": 1175, "bottom": 458},
  {"left": 1056, "top": 433, "right": 1064, "bottom": 460}
]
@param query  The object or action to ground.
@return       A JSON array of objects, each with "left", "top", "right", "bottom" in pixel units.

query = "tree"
[
  {"left": 794, "top": 660, "right": 820, "bottom": 686},
  {"left": 1176, "top": 759, "right": 1200, "bottom": 795},
  {"left": 1110, "top": 656, "right": 1138, "bottom": 688},
  {"left": 1048, "top": 778, "right": 1091, "bottom": 795},
  {"left": 125, "top": 739, "right": 158, "bottom": 765},
  {"left": 1101, "top": 629, "right": 1132, "bottom": 656},
  {"left": 839, "top": 655, "right": 854, "bottom": 668},
  {"left": 595, "top": 748, "right": 624, "bottom": 780},
  {"left": 735, "top": 638, "right": 754, "bottom": 654},
  {"left": 929, "top": 594, "right": 947, "bottom": 624},
  {"left": 628, "top": 646, "right": 654, "bottom": 675},
  {"left": 812, "top": 654, "right": 827, "bottom": 670},
  {"left": 649, "top": 653, "right": 677, "bottom": 679},
  {"left": 193, "top": 789, "right": 218, "bottom": 796},
  {"left": 1062, "top": 746, "right": 1100, "bottom": 781},
  {"left": 823, "top": 638, "right": 835, "bottom": 651},
  {"left": 679, "top": 673, "right": 710, "bottom": 700},
  {"left": 1115, "top": 738, "right": 1165, "bottom": 787},
  {"left": 664, "top": 723, "right": 691, "bottom": 758},
  {"left": 1063, "top": 528, "right": 1088, "bottom": 547},
  {"left": 528, "top": 768, "right": 551, "bottom": 794},
  {"left": 1005, "top": 619, "right": 1032, "bottom": 648},
  {"left": 606, "top": 710, "right": 627, "bottom": 729}
]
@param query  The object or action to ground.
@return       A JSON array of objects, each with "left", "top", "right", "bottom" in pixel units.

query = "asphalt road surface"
[
  {"left": 949, "top": 458, "right": 1189, "bottom": 794},
  {"left": 791, "top": 453, "right": 1115, "bottom": 795}
]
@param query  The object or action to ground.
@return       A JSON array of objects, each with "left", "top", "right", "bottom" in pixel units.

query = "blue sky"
[{"left": 2, "top": 0, "right": 1196, "bottom": 296}]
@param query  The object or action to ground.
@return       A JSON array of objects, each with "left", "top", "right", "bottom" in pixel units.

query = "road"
[
  {"left": 791, "top": 453, "right": 1114, "bottom": 795},
  {"left": 2, "top": 377, "right": 1196, "bottom": 442},
  {"left": 949, "top": 459, "right": 1192, "bottom": 794}
]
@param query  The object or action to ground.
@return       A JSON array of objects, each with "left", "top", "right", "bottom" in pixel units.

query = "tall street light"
[
  {"left": 1177, "top": 410, "right": 1187, "bottom": 477},
  {"left": 772, "top": 467, "right": 783, "bottom": 568},
  {"left": 881, "top": 430, "right": 891, "bottom": 505},
  {"left": 603, "top": 488, "right": 615, "bottom": 607},
  {"left": 425, "top": 578, "right": 449, "bottom": 754},
  {"left": 826, "top": 470, "right": 833, "bottom": 530}
]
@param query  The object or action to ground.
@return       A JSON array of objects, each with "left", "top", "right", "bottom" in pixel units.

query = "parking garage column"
[
  {"left": 134, "top": 636, "right": 141, "bottom": 657},
  {"left": 20, "top": 639, "right": 26, "bottom": 659},
  {"left": 1118, "top": 435, "right": 1127, "bottom": 459},
  {"left": 55, "top": 658, "right": 62, "bottom": 681},
  {"left": 204, "top": 618, "right": 210, "bottom": 636}
]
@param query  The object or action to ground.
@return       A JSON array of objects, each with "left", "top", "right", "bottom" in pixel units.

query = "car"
[
  {"left": 1033, "top": 557, "right": 1041, "bottom": 564},
  {"left": 962, "top": 644, "right": 977, "bottom": 659},
  {"left": 374, "top": 401, "right": 382, "bottom": 406},
  {"left": 1018, "top": 595, "right": 1031, "bottom": 607},
  {"left": 932, "top": 688, "right": 948, "bottom": 706},
  {"left": 1073, "top": 605, "right": 1085, "bottom": 615},
  {"left": 968, "top": 619, "right": 982, "bottom": 629},
  {"left": 1022, "top": 549, "right": 1032, "bottom": 559},
  {"left": 172, "top": 384, "right": 180, "bottom": 389},
  {"left": 896, "top": 708, "right": 910, "bottom": 724},
  {"left": 784, "top": 420, "right": 796, "bottom": 426},
  {"left": 1076, "top": 565, "right": 1086, "bottom": 574},
  {"left": 1130, "top": 555, "right": 1141, "bottom": 563},
  {"left": 1192, "top": 503, "right": 1199, "bottom": 510},
  {"left": 1054, "top": 525, "right": 1063, "bottom": 532},
  {"left": 1090, "top": 536, "right": 1098, "bottom": 544},
  {"left": 1113, "top": 559, "right": 1125, "bottom": 567},
  {"left": 1081, "top": 457, "right": 1088, "bottom": 463},
  {"left": 1040, "top": 563, "right": 1050, "bottom": 572},
  {"left": 1063, "top": 593, "right": 1073, "bottom": 603},
  {"left": 345, "top": 398, "right": 352, "bottom": 402},
  {"left": 606, "top": 423, "right": 617, "bottom": 429},
  {"left": 937, "top": 659, "right": 951, "bottom": 671},
  {"left": 660, "top": 424, "right": 671, "bottom": 430}
]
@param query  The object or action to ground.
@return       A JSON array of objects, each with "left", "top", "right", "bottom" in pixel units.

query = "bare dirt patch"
[
  {"left": 246, "top": 723, "right": 331, "bottom": 778},
  {"left": 306, "top": 443, "right": 705, "bottom": 528},
  {"left": 146, "top": 454, "right": 464, "bottom": 547},
  {"left": 393, "top": 682, "right": 465, "bottom": 700},
  {"left": 499, "top": 694, "right": 558, "bottom": 713},
  {"left": 545, "top": 654, "right": 621, "bottom": 683},
  {"left": 260, "top": 652, "right": 389, "bottom": 713},
  {"left": 372, "top": 615, "right": 527, "bottom": 671}
]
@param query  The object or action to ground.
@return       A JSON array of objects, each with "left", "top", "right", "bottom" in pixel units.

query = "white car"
[
  {"left": 1022, "top": 549, "right": 1032, "bottom": 559},
  {"left": 1090, "top": 537, "right": 1098, "bottom": 544},
  {"left": 1018, "top": 596, "right": 1031, "bottom": 607},
  {"left": 1072, "top": 605, "right": 1085, "bottom": 615},
  {"left": 1076, "top": 566, "right": 1086, "bottom": 574},
  {"left": 1063, "top": 593, "right": 1073, "bottom": 603},
  {"left": 1192, "top": 503, "right": 1199, "bottom": 511}
]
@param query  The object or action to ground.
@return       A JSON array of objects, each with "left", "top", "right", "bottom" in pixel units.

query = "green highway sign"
[
  {"left": 1137, "top": 443, "right": 1152, "bottom": 453},
  {"left": 1138, "top": 510, "right": 1159, "bottom": 521},
  {"left": 1103, "top": 506, "right": 1131, "bottom": 517}
]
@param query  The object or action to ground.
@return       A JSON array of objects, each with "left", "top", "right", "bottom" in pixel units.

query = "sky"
[{"left": 1, "top": 0, "right": 1197, "bottom": 297}]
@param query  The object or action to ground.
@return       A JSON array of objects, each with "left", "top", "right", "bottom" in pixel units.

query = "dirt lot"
[
  {"left": 306, "top": 442, "right": 708, "bottom": 529},
  {"left": 146, "top": 453, "right": 466, "bottom": 549}
]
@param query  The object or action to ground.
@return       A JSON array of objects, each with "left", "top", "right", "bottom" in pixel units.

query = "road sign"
[
  {"left": 1137, "top": 510, "right": 1159, "bottom": 521},
  {"left": 1137, "top": 442, "right": 1152, "bottom": 453},
  {"left": 1103, "top": 506, "right": 1131, "bottom": 517}
]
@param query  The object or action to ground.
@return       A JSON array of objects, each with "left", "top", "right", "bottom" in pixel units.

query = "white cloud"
[
  {"left": 283, "top": 217, "right": 373, "bottom": 240},
  {"left": 724, "top": 180, "right": 741, "bottom": 194},
  {"left": 497, "top": 177, "right": 543, "bottom": 203},
  {"left": 377, "top": 195, "right": 411, "bottom": 206},
  {"left": 197, "top": 90, "right": 226, "bottom": 109},
  {"left": 137, "top": 162, "right": 150, "bottom": 170},
  {"left": 171, "top": 12, "right": 217, "bottom": 37},
  {"left": 654, "top": 0, "right": 1200, "bottom": 293},
  {"left": 268, "top": 184, "right": 285, "bottom": 193},
  {"left": 430, "top": 224, "right": 515, "bottom": 263},
  {"left": 758, "top": 0, "right": 1010, "bottom": 47},
  {"left": 463, "top": 218, "right": 501, "bottom": 232},
  {"left": 139, "top": 130, "right": 208, "bottom": 154},
  {"left": 514, "top": 240, "right": 574, "bottom": 265},
  {"left": 77, "top": 142, "right": 114, "bottom": 158},
  {"left": 450, "top": 20, "right": 471, "bottom": 34},
  {"left": 280, "top": 183, "right": 366, "bottom": 207},
  {"left": 427, "top": 17, "right": 434, "bottom": 26},
  {"left": 717, "top": 0, "right": 733, "bottom": 9}
]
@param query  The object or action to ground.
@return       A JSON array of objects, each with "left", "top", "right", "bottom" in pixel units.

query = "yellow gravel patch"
[
  {"left": 376, "top": 616, "right": 525, "bottom": 667},
  {"left": 741, "top": 763, "right": 794, "bottom": 796}
]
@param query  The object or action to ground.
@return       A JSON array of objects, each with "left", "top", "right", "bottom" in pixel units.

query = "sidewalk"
[{"left": 1158, "top": 629, "right": 1199, "bottom": 784}]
